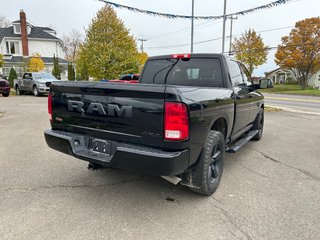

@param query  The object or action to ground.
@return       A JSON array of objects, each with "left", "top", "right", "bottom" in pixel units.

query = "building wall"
[
  {"left": 28, "top": 40, "right": 64, "bottom": 58},
  {"left": 0, "top": 38, "right": 64, "bottom": 58},
  {"left": 266, "top": 70, "right": 296, "bottom": 84},
  {"left": 308, "top": 71, "right": 320, "bottom": 88}
]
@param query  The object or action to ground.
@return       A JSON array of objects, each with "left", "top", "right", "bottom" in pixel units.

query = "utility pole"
[
  {"left": 191, "top": 0, "right": 195, "bottom": 53},
  {"left": 228, "top": 15, "right": 237, "bottom": 55},
  {"left": 221, "top": 0, "right": 227, "bottom": 54},
  {"left": 138, "top": 39, "right": 147, "bottom": 53}
]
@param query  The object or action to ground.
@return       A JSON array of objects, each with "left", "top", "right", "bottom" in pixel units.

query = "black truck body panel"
[{"left": 45, "top": 54, "right": 264, "bottom": 180}]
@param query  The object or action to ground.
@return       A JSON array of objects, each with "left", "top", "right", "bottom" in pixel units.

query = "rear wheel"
[
  {"left": 2, "top": 92, "right": 9, "bottom": 97},
  {"left": 33, "top": 86, "right": 40, "bottom": 97},
  {"left": 252, "top": 108, "right": 264, "bottom": 141},
  {"left": 189, "top": 130, "right": 225, "bottom": 196}
]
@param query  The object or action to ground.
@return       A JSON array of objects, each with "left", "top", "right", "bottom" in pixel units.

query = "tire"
[
  {"left": 33, "top": 85, "right": 40, "bottom": 97},
  {"left": 189, "top": 130, "right": 225, "bottom": 196},
  {"left": 2, "top": 92, "right": 9, "bottom": 97},
  {"left": 16, "top": 85, "right": 23, "bottom": 95},
  {"left": 252, "top": 108, "right": 264, "bottom": 141}
]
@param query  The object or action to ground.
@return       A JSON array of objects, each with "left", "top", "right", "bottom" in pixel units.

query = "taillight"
[
  {"left": 172, "top": 54, "right": 191, "bottom": 59},
  {"left": 48, "top": 93, "right": 52, "bottom": 123},
  {"left": 164, "top": 102, "right": 189, "bottom": 141}
]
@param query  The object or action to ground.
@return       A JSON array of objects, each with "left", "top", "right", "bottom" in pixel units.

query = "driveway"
[{"left": 0, "top": 96, "right": 319, "bottom": 240}]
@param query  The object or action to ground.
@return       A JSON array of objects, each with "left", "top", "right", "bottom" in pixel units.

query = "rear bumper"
[{"left": 44, "top": 129, "right": 189, "bottom": 176}]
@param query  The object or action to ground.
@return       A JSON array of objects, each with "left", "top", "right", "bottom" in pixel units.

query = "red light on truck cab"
[
  {"left": 164, "top": 102, "right": 189, "bottom": 141},
  {"left": 172, "top": 54, "right": 191, "bottom": 59}
]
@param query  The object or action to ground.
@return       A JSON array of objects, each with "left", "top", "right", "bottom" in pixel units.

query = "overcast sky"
[{"left": 2, "top": 0, "right": 320, "bottom": 76}]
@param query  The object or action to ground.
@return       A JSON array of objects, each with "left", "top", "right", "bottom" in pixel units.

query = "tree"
[
  {"left": 0, "top": 16, "right": 10, "bottom": 28},
  {"left": 52, "top": 54, "right": 61, "bottom": 79},
  {"left": 0, "top": 54, "right": 4, "bottom": 68},
  {"left": 232, "top": 29, "right": 269, "bottom": 76},
  {"left": 28, "top": 53, "right": 45, "bottom": 72},
  {"left": 62, "top": 29, "right": 83, "bottom": 63},
  {"left": 68, "top": 63, "right": 75, "bottom": 80},
  {"left": 77, "top": 5, "right": 140, "bottom": 80},
  {"left": 75, "top": 45, "right": 89, "bottom": 80},
  {"left": 137, "top": 52, "right": 148, "bottom": 72},
  {"left": 275, "top": 17, "right": 320, "bottom": 89},
  {"left": 8, "top": 68, "right": 17, "bottom": 87}
]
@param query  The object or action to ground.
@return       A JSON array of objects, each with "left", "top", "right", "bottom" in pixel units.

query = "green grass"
[
  {"left": 265, "top": 106, "right": 282, "bottom": 112},
  {"left": 260, "top": 84, "right": 320, "bottom": 97}
]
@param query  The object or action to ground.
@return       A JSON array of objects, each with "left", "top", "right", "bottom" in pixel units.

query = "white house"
[
  {"left": 265, "top": 68, "right": 320, "bottom": 88},
  {"left": 0, "top": 10, "right": 69, "bottom": 79}
]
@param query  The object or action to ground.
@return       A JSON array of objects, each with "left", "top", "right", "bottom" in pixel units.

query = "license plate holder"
[{"left": 90, "top": 139, "right": 111, "bottom": 155}]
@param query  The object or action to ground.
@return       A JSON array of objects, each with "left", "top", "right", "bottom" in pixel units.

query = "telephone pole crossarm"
[{"left": 138, "top": 39, "right": 147, "bottom": 53}]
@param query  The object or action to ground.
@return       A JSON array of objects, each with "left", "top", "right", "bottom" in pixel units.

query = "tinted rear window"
[{"left": 140, "top": 58, "right": 223, "bottom": 87}]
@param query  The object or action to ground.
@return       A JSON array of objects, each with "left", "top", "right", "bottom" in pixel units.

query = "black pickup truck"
[{"left": 44, "top": 54, "right": 272, "bottom": 195}]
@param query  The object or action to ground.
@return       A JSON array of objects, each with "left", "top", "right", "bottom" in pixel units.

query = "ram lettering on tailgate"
[{"left": 67, "top": 100, "right": 133, "bottom": 118}]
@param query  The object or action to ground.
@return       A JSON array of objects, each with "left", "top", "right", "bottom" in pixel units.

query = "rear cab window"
[{"left": 140, "top": 57, "right": 224, "bottom": 88}]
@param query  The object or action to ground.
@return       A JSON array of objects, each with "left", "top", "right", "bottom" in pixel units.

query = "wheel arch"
[{"left": 210, "top": 117, "right": 228, "bottom": 140}]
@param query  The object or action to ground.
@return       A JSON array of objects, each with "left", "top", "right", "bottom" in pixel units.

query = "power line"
[
  {"left": 146, "top": 25, "right": 294, "bottom": 50},
  {"left": 148, "top": 20, "right": 223, "bottom": 41},
  {"left": 229, "top": 42, "right": 320, "bottom": 54}
]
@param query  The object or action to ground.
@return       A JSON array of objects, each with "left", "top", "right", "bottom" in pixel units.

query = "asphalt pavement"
[
  {"left": 264, "top": 93, "right": 320, "bottom": 114},
  {"left": 0, "top": 95, "right": 319, "bottom": 240}
]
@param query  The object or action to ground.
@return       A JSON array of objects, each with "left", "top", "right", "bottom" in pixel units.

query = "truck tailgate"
[{"left": 51, "top": 82, "right": 166, "bottom": 148}]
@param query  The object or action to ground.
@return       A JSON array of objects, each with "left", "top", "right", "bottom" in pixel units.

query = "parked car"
[
  {"left": 44, "top": 53, "right": 272, "bottom": 196},
  {"left": 14, "top": 72, "right": 58, "bottom": 96},
  {"left": 0, "top": 78, "right": 10, "bottom": 97},
  {"left": 119, "top": 74, "right": 140, "bottom": 81}
]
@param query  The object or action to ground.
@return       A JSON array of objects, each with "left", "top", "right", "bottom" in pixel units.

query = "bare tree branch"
[
  {"left": 0, "top": 16, "right": 10, "bottom": 28},
  {"left": 62, "top": 29, "right": 83, "bottom": 63}
]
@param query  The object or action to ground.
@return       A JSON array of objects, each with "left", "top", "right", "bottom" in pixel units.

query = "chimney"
[{"left": 20, "top": 10, "right": 29, "bottom": 57}]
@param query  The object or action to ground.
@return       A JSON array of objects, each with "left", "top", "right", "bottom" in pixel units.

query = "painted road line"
[{"left": 265, "top": 97, "right": 320, "bottom": 103}]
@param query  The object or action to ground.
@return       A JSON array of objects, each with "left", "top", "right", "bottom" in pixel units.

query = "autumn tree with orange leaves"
[
  {"left": 232, "top": 29, "right": 269, "bottom": 76},
  {"left": 28, "top": 53, "right": 45, "bottom": 72},
  {"left": 275, "top": 17, "right": 320, "bottom": 89}
]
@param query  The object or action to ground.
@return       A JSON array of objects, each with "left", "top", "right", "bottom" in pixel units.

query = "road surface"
[{"left": 264, "top": 93, "right": 320, "bottom": 114}]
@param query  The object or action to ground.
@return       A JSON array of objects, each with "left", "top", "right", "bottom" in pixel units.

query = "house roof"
[
  {"left": 0, "top": 24, "right": 60, "bottom": 42},
  {"left": 265, "top": 67, "right": 292, "bottom": 75},
  {"left": 3, "top": 56, "right": 69, "bottom": 64}
]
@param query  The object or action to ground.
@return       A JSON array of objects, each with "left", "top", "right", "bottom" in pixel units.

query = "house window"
[
  {"left": 13, "top": 24, "right": 21, "bottom": 34},
  {"left": 27, "top": 25, "right": 31, "bottom": 34},
  {"left": 318, "top": 75, "right": 320, "bottom": 81},
  {"left": 5, "top": 42, "right": 20, "bottom": 55}
]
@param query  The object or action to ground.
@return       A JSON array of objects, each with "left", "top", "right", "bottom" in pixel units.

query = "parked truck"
[
  {"left": 44, "top": 54, "right": 272, "bottom": 195},
  {"left": 14, "top": 72, "right": 58, "bottom": 96}
]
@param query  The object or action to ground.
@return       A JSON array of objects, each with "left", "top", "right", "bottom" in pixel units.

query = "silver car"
[{"left": 14, "top": 72, "right": 58, "bottom": 96}]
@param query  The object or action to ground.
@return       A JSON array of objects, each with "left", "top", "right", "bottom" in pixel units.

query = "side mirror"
[{"left": 258, "top": 79, "right": 273, "bottom": 89}]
